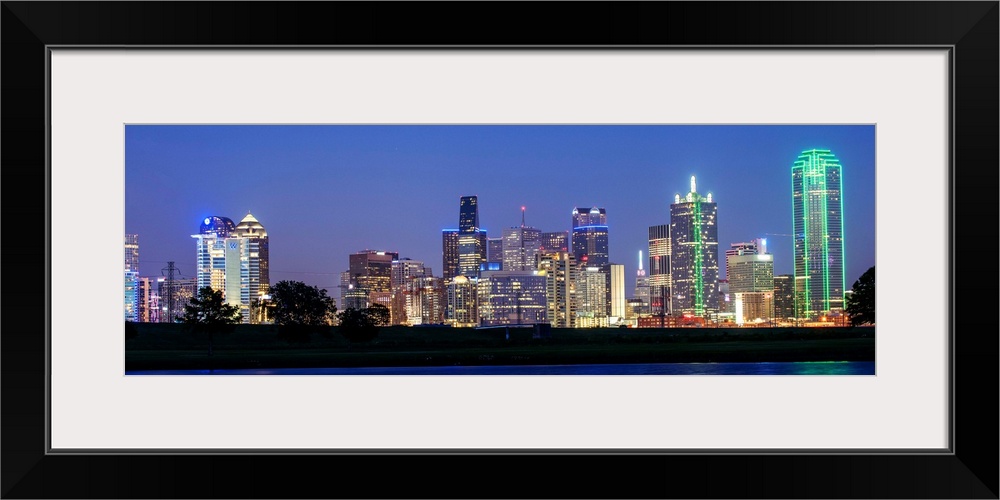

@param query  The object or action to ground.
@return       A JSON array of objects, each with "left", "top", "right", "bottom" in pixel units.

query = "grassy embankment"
[{"left": 124, "top": 323, "right": 875, "bottom": 371}]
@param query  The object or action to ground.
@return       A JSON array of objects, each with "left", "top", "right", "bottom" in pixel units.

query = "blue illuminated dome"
[{"left": 199, "top": 216, "right": 237, "bottom": 237}]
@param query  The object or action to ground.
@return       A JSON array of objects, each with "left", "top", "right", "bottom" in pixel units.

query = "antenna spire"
[
  {"left": 690, "top": 175, "right": 697, "bottom": 194},
  {"left": 521, "top": 206, "right": 526, "bottom": 227}
]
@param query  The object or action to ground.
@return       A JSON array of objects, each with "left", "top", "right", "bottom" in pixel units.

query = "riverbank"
[{"left": 125, "top": 324, "right": 875, "bottom": 371}]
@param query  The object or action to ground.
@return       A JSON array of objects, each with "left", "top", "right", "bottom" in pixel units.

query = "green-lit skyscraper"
[
  {"left": 791, "top": 149, "right": 845, "bottom": 319},
  {"left": 670, "top": 176, "right": 719, "bottom": 317}
]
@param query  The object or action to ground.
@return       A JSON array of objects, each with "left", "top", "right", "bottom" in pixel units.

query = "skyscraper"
[
  {"left": 539, "top": 252, "right": 578, "bottom": 328},
  {"left": 576, "top": 266, "right": 608, "bottom": 328},
  {"left": 405, "top": 276, "right": 445, "bottom": 325},
  {"left": 457, "top": 196, "right": 487, "bottom": 277},
  {"left": 647, "top": 224, "right": 671, "bottom": 316},
  {"left": 192, "top": 215, "right": 237, "bottom": 293},
  {"left": 792, "top": 149, "right": 846, "bottom": 319},
  {"left": 124, "top": 234, "right": 139, "bottom": 322},
  {"left": 726, "top": 241, "right": 774, "bottom": 324},
  {"left": 670, "top": 176, "right": 719, "bottom": 317},
  {"left": 348, "top": 250, "right": 398, "bottom": 314},
  {"left": 725, "top": 238, "right": 766, "bottom": 282},
  {"left": 773, "top": 274, "right": 795, "bottom": 320},
  {"left": 445, "top": 275, "right": 478, "bottom": 327},
  {"left": 442, "top": 229, "right": 460, "bottom": 281},
  {"left": 157, "top": 276, "right": 196, "bottom": 323},
  {"left": 137, "top": 276, "right": 155, "bottom": 322},
  {"left": 571, "top": 207, "right": 609, "bottom": 266},
  {"left": 502, "top": 226, "right": 542, "bottom": 272},
  {"left": 349, "top": 250, "right": 397, "bottom": 294},
  {"left": 607, "top": 263, "right": 626, "bottom": 322},
  {"left": 487, "top": 237, "right": 504, "bottom": 266},
  {"left": 124, "top": 271, "right": 139, "bottom": 322},
  {"left": 540, "top": 231, "right": 569, "bottom": 254},
  {"left": 234, "top": 212, "right": 270, "bottom": 300},
  {"left": 390, "top": 258, "right": 428, "bottom": 325},
  {"left": 477, "top": 270, "right": 548, "bottom": 326},
  {"left": 192, "top": 214, "right": 268, "bottom": 323},
  {"left": 634, "top": 250, "right": 651, "bottom": 314},
  {"left": 125, "top": 234, "right": 139, "bottom": 273}
]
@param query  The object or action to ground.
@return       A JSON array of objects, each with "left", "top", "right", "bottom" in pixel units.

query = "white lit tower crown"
[{"left": 234, "top": 211, "right": 270, "bottom": 304}]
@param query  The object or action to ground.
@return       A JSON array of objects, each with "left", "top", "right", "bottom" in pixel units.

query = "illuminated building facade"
[
  {"left": 634, "top": 250, "right": 651, "bottom": 313},
  {"left": 718, "top": 279, "right": 733, "bottom": 315},
  {"left": 192, "top": 215, "right": 236, "bottom": 294},
  {"left": 348, "top": 250, "right": 397, "bottom": 298},
  {"left": 773, "top": 274, "right": 795, "bottom": 320},
  {"left": 457, "top": 196, "right": 487, "bottom": 277},
  {"left": 124, "top": 234, "right": 140, "bottom": 322},
  {"left": 647, "top": 224, "right": 671, "bottom": 316},
  {"left": 445, "top": 276, "right": 478, "bottom": 327},
  {"left": 487, "top": 237, "right": 504, "bottom": 266},
  {"left": 125, "top": 271, "right": 139, "bottom": 322},
  {"left": 192, "top": 214, "right": 269, "bottom": 323},
  {"left": 572, "top": 206, "right": 606, "bottom": 228},
  {"left": 502, "top": 226, "right": 542, "bottom": 272},
  {"left": 540, "top": 231, "right": 569, "bottom": 254},
  {"left": 342, "top": 286, "right": 370, "bottom": 311},
  {"left": 157, "top": 276, "right": 196, "bottom": 322},
  {"left": 576, "top": 266, "right": 608, "bottom": 327},
  {"left": 571, "top": 207, "right": 609, "bottom": 266},
  {"left": 792, "top": 148, "right": 846, "bottom": 319},
  {"left": 734, "top": 291, "right": 774, "bottom": 325},
  {"left": 606, "top": 263, "right": 626, "bottom": 322},
  {"left": 726, "top": 241, "right": 772, "bottom": 290},
  {"left": 442, "top": 229, "right": 460, "bottom": 280},
  {"left": 339, "top": 271, "right": 352, "bottom": 311},
  {"left": 625, "top": 298, "right": 645, "bottom": 323},
  {"left": 477, "top": 270, "right": 548, "bottom": 326},
  {"left": 390, "top": 258, "right": 428, "bottom": 325},
  {"left": 403, "top": 276, "right": 445, "bottom": 325},
  {"left": 125, "top": 234, "right": 139, "bottom": 273},
  {"left": 137, "top": 277, "right": 155, "bottom": 322},
  {"left": 727, "top": 250, "right": 775, "bottom": 324},
  {"left": 670, "top": 176, "right": 719, "bottom": 317},
  {"left": 539, "top": 252, "right": 578, "bottom": 328},
  {"left": 234, "top": 212, "right": 270, "bottom": 301},
  {"left": 725, "top": 239, "right": 766, "bottom": 282}
]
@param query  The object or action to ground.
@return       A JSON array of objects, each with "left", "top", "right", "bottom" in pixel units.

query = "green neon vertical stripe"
[
  {"left": 819, "top": 151, "right": 831, "bottom": 312},
  {"left": 802, "top": 152, "right": 811, "bottom": 317},
  {"left": 838, "top": 163, "right": 846, "bottom": 309}
]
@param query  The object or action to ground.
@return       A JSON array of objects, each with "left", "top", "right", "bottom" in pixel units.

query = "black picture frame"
[{"left": 2, "top": 2, "right": 996, "bottom": 498}]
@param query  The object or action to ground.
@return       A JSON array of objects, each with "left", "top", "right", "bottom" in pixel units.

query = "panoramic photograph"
[{"left": 124, "top": 124, "right": 876, "bottom": 375}]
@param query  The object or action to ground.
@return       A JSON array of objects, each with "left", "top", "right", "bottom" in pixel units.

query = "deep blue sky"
[{"left": 125, "top": 125, "right": 876, "bottom": 298}]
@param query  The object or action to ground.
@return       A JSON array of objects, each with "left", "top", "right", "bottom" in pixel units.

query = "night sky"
[{"left": 125, "top": 125, "right": 876, "bottom": 298}]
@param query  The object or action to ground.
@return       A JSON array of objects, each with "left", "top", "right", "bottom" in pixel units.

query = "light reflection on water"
[{"left": 127, "top": 361, "right": 875, "bottom": 376}]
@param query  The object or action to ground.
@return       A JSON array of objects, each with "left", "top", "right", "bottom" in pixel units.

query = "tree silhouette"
[
  {"left": 337, "top": 305, "right": 386, "bottom": 343},
  {"left": 125, "top": 321, "right": 139, "bottom": 341},
  {"left": 845, "top": 266, "right": 875, "bottom": 326},
  {"left": 269, "top": 280, "right": 337, "bottom": 342},
  {"left": 178, "top": 286, "right": 241, "bottom": 356}
]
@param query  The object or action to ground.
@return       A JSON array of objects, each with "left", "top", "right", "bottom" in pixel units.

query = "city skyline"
[{"left": 125, "top": 125, "right": 876, "bottom": 301}]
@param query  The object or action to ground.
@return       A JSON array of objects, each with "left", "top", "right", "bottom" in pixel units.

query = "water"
[{"left": 127, "top": 361, "right": 874, "bottom": 375}]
